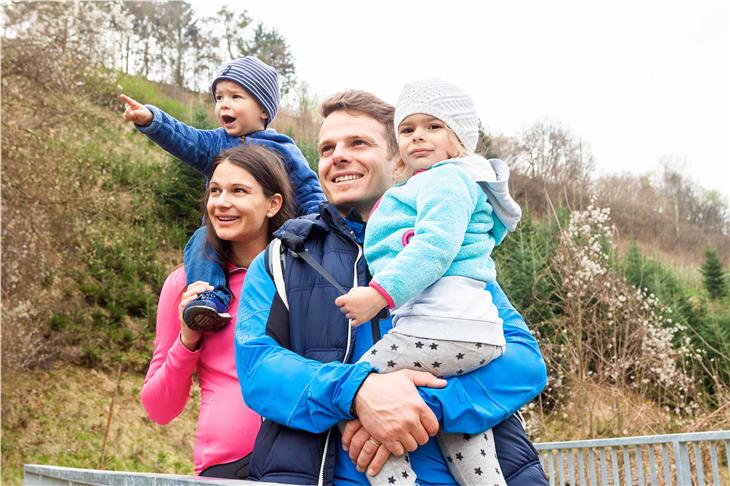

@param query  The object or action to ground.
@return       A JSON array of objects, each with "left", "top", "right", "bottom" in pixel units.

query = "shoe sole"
[{"left": 183, "top": 306, "right": 231, "bottom": 332}]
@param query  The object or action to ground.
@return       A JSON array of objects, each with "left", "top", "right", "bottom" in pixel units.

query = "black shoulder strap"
[
  {"left": 278, "top": 231, "right": 349, "bottom": 295},
  {"left": 291, "top": 249, "right": 348, "bottom": 296},
  {"left": 266, "top": 234, "right": 386, "bottom": 341}
]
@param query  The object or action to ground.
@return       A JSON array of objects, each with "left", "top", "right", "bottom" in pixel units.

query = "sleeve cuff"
[
  {"left": 136, "top": 105, "right": 162, "bottom": 134},
  {"left": 338, "top": 362, "right": 376, "bottom": 419},
  {"left": 168, "top": 332, "right": 202, "bottom": 366},
  {"left": 369, "top": 281, "right": 395, "bottom": 309}
]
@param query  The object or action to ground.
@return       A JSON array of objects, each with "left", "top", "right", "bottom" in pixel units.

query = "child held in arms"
[
  {"left": 336, "top": 79, "right": 522, "bottom": 486},
  {"left": 121, "top": 56, "right": 324, "bottom": 331}
]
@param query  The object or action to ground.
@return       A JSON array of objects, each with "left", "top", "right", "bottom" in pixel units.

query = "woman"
[{"left": 141, "top": 145, "right": 294, "bottom": 478}]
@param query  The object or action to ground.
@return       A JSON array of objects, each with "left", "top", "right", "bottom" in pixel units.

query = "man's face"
[{"left": 317, "top": 110, "right": 396, "bottom": 220}]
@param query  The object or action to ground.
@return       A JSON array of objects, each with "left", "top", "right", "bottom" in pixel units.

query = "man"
[{"left": 234, "top": 90, "right": 548, "bottom": 485}]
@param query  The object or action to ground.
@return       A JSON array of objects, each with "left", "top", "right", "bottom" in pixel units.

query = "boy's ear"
[{"left": 260, "top": 110, "right": 269, "bottom": 121}]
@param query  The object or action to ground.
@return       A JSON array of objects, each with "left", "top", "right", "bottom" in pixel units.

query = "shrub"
[
  {"left": 537, "top": 201, "right": 703, "bottom": 424},
  {"left": 701, "top": 247, "right": 728, "bottom": 300}
]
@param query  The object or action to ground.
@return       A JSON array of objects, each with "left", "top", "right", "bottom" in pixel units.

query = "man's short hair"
[{"left": 320, "top": 90, "right": 398, "bottom": 158}]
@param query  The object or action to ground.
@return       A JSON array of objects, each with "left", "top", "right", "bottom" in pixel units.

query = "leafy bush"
[{"left": 623, "top": 242, "right": 730, "bottom": 403}]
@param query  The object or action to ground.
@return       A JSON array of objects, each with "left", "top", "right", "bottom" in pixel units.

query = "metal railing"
[
  {"left": 534, "top": 430, "right": 730, "bottom": 486},
  {"left": 25, "top": 430, "right": 730, "bottom": 486},
  {"left": 22, "top": 465, "right": 276, "bottom": 485}
]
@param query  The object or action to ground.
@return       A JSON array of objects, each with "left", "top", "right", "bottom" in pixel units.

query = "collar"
[{"left": 343, "top": 216, "right": 366, "bottom": 244}]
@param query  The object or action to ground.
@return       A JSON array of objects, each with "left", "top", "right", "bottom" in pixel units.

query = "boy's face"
[{"left": 214, "top": 80, "right": 268, "bottom": 137}]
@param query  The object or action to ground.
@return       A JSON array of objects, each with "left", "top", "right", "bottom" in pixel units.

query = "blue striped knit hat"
[{"left": 211, "top": 56, "right": 280, "bottom": 127}]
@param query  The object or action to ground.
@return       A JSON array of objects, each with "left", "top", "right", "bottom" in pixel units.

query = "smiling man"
[{"left": 234, "top": 90, "right": 548, "bottom": 485}]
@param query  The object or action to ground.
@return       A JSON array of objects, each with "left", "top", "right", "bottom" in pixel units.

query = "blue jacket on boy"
[
  {"left": 135, "top": 104, "right": 325, "bottom": 315},
  {"left": 136, "top": 104, "right": 324, "bottom": 215}
]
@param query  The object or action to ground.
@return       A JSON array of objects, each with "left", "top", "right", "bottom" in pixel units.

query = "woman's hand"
[
  {"left": 177, "top": 281, "right": 212, "bottom": 350},
  {"left": 335, "top": 286, "right": 388, "bottom": 327}
]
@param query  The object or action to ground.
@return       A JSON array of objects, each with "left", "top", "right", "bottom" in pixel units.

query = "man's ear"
[
  {"left": 387, "top": 153, "right": 400, "bottom": 183},
  {"left": 267, "top": 193, "right": 283, "bottom": 218}
]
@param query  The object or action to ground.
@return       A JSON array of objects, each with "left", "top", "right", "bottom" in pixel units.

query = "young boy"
[{"left": 121, "top": 56, "right": 324, "bottom": 330}]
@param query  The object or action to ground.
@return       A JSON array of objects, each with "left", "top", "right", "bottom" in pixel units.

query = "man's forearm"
[{"left": 418, "top": 336, "right": 547, "bottom": 433}]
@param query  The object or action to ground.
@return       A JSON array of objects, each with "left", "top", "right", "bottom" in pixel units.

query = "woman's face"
[{"left": 206, "top": 160, "right": 282, "bottom": 245}]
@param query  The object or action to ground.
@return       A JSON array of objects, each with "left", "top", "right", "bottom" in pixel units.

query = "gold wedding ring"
[{"left": 367, "top": 437, "right": 382, "bottom": 448}]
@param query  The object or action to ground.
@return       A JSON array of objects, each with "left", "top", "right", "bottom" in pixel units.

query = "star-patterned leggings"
[{"left": 360, "top": 331, "right": 506, "bottom": 486}]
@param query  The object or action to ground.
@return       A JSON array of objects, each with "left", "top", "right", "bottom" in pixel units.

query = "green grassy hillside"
[
  {"left": 1, "top": 68, "right": 207, "bottom": 483},
  {"left": 2, "top": 367, "right": 198, "bottom": 485}
]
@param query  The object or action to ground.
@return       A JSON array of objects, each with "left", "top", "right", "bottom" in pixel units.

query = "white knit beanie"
[{"left": 394, "top": 78, "right": 479, "bottom": 153}]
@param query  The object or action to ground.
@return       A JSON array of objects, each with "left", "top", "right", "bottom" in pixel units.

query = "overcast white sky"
[{"left": 192, "top": 0, "right": 729, "bottom": 198}]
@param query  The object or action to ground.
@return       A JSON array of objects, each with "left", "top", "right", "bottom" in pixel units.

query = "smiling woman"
[
  {"left": 140, "top": 144, "right": 294, "bottom": 479},
  {"left": 204, "top": 146, "right": 294, "bottom": 270}
]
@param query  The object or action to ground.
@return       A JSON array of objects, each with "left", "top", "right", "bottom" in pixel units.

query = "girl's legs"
[
  {"left": 438, "top": 429, "right": 506, "bottom": 486},
  {"left": 355, "top": 331, "right": 504, "bottom": 486}
]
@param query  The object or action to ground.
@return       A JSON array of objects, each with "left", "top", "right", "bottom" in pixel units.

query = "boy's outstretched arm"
[
  {"left": 120, "top": 98, "right": 225, "bottom": 177},
  {"left": 120, "top": 95, "right": 152, "bottom": 126}
]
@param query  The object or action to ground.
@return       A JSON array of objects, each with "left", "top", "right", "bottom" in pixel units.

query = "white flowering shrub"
[{"left": 540, "top": 198, "right": 701, "bottom": 420}]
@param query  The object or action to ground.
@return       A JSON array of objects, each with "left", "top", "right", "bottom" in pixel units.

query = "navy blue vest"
[{"left": 248, "top": 204, "right": 367, "bottom": 485}]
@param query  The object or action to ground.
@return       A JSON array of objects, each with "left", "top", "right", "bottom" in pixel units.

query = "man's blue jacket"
[{"left": 235, "top": 203, "right": 548, "bottom": 485}]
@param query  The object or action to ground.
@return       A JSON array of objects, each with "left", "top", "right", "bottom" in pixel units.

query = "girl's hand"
[
  {"left": 120, "top": 94, "right": 153, "bottom": 126},
  {"left": 335, "top": 287, "right": 388, "bottom": 327},
  {"left": 177, "top": 281, "right": 212, "bottom": 350}
]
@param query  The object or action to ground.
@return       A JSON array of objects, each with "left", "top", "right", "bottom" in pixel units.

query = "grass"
[{"left": 1, "top": 366, "right": 198, "bottom": 485}]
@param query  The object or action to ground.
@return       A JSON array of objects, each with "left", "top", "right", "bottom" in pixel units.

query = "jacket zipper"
[{"left": 317, "top": 242, "right": 363, "bottom": 486}]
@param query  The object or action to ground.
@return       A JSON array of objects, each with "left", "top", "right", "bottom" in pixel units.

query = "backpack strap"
[
  {"left": 265, "top": 233, "right": 388, "bottom": 342},
  {"left": 265, "top": 238, "right": 289, "bottom": 310}
]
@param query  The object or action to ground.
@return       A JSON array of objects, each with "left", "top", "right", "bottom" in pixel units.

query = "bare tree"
[
  {"left": 514, "top": 118, "right": 595, "bottom": 189},
  {"left": 217, "top": 5, "right": 252, "bottom": 61}
]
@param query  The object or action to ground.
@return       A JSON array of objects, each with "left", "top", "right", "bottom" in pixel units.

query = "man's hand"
[
  {"left": 352, "top": 369, "right": 446, "bottom": 457},
  {"left": 120, "top": 94, "right": 153, "bottom": 126},
  {"left": 341, "top": 419, "right": 392, "bottom": 476},
  {"left": 335, "top": 286, "right": 388, "bottom": 327}
]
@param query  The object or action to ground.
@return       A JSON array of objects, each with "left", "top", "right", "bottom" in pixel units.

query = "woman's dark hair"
[{"left": 204, "top": 144, "right": 295, "bottom": 270}]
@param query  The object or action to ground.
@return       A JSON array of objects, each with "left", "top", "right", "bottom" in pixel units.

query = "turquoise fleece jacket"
[{"left": 365, "top": 158, "right": 517, "bottom": 309}]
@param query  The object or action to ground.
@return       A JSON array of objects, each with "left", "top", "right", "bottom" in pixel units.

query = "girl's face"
[
  {"left": 206, "top": 160, "right": 281, "bottom": 245},
  {"left": 398, "top": 114, "right": 459, "bottom": 172}
]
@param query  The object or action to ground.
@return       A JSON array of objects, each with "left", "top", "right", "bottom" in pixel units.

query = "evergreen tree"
[{"left": 701, "top": 248, "right": 727, "bottom": 300}]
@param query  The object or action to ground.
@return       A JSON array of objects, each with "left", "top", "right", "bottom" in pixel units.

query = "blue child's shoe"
[{"left": 183, "top": 291, "right": 231, "bottom": 332}]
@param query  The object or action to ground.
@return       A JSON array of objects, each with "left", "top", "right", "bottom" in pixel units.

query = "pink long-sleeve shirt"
[{"left": 141, "top": 266, "right": 259, "bottom": 474}]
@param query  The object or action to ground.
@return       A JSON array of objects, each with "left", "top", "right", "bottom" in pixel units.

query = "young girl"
[{"left": 336, "top": 79, "right": 522, "bottom": 486}]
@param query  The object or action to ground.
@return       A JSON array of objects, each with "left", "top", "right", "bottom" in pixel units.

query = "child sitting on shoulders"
[{"left": 121, "top": 56, "right": 324, "bottom": 330}]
